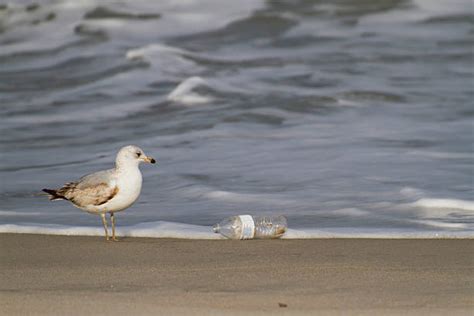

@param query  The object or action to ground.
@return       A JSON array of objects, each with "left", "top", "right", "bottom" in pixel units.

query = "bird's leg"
[
  {"left": 100, "top": 213, "right": 109, "bottom": 241},
  {"left": 110, "top": 212, "right": 119, "bottom": 242}
]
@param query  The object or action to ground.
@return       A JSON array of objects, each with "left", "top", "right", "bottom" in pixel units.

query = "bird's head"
[{"left": 116, "top": 145, "right": 156, "bottom": 168}]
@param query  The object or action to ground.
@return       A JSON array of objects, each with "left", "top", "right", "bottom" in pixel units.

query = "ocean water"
[{"left": 0, "top": 0, "right": 473, "bottom": 238}]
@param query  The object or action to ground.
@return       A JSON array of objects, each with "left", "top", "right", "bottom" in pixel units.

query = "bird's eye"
[{"left": 136, "top": 152, "right": 141, "bottom": 157}]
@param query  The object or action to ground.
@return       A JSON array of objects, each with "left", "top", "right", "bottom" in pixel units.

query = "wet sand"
[{"left": 0, "top": 234, "right": 473, "bottom": 315}]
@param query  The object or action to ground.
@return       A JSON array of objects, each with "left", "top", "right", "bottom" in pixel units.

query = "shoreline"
[
  {"left": 1, "top": 223, "right": 473, "bottom": 239},
  {"left": 1, "top": 234, "right": 473, "bottom": 315}
]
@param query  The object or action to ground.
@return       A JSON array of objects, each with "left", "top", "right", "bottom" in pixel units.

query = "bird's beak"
[{"left": 142, "top": 156, "right": 156, "bottom": 164}]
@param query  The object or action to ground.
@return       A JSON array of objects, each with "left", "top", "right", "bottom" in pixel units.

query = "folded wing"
[{"left": 58, "top": 169, "right": 119, "bottom": 207}]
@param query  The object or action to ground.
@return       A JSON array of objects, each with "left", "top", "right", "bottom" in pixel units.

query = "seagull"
[{"left": 42, "top": 145, "right": 156, "bottom": 241}]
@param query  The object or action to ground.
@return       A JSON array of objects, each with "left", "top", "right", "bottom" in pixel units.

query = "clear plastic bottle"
[{"left": 213, "top": 215, "right": 287, "bottom": 239}]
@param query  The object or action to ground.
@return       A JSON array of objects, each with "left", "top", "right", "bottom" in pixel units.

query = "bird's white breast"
[{"left": 96, "top": 166, "right": 143, "bottom": 213}]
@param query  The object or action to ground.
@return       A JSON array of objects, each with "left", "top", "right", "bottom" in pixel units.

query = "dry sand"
[{"left": 0, "top": 234, "right": 473, "bottom": 315}]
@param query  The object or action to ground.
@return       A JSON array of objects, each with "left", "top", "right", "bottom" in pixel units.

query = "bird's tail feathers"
[{"left": 42, "top": 189, "right": 67, "bottom": 201}]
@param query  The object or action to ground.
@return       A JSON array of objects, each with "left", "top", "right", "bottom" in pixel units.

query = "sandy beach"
[{"left": 0, "top": 234, "right": 472, "bottom": 315}]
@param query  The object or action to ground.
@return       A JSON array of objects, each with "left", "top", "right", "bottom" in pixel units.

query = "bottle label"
[{"left": 239, "top": 215, "right": 255, "bottom": 239}]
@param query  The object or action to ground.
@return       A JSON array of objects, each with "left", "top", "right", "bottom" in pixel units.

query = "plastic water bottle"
[{"left": 213, "top": 215, "right": 288, "bottom": 239}]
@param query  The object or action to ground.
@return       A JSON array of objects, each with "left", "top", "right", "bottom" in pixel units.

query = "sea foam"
[
  {"left": 412, "top": 198, "right": 474, "bottom": 211},
  {"left": 0, "top": 221, "right": 472, "bottom": 239},
  {"left": 0, "top": 221, "right": 222, "bottom": 239},
  {"left": 167, "top": 76, "right": 212, "bottom": 104}
]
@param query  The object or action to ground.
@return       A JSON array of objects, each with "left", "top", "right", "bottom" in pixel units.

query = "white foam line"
[
  {"left": 126, "top": 44, "right": 188, "bottom": 60},
  {"left": 0, "top": 222, "right": 223, "bottom": 239},
  {"left": 282, "top": 228, "right": 474, "bottom": 239},
  {"left": 167, "top": 76, "right": 212, "bottom": 105},
  {"left": 0, "top": 222, "right": 472, "bottom": 239},
  {"left": 413, "top": 198, "right": 474, "bottom": 211},
  {"left": 409, "top": 219, "right": 467, "bottom": 229}
]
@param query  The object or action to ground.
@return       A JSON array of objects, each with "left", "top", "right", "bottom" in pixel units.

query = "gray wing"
[{"left": 58, "top": 169, "right": 119, "bottom": 207}]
